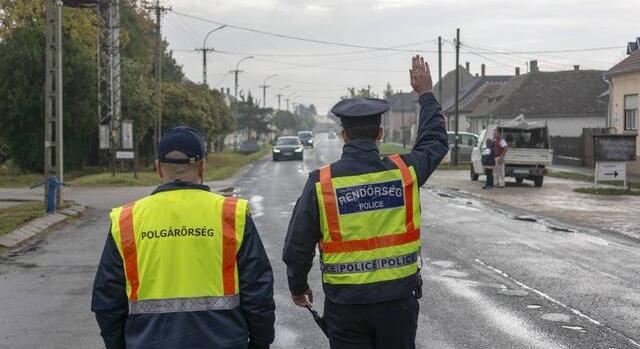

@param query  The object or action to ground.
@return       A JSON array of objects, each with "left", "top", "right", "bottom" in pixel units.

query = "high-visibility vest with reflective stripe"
[
  {"left": 109, "top": 189, "right": 247, "bottom": 314},
  {"left": 316, "top": 154, "right": 421, "bottom": 285}
]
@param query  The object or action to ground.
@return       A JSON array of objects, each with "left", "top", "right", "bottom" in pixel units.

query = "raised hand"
[{"left": 410, "top": 55, "right": 433, "bottom": 95}]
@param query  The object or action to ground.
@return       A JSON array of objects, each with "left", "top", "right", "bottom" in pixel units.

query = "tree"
[
  {"left": 341, "top": 86, "right": 378, "bottom": 100},
  {"left": 0, "top": 25, "right": 97, "bottom": 171},
  {"left": 272, "top": 110, "right": 298, "bottom": 133},
  {"left": 0, "top": 0, "right": 233, "bottom": 170},
  {"left": 233, "top": 93, "right": 272, "bottom": 140}
]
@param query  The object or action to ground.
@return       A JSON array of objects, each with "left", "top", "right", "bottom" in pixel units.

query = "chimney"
[
  {"left": 515, "top": 67, "right": 520, "bottom": 76},
  {"left": 530, "top": 60, "right": 539, "bottom": 72},
  {"left": 481, "top": 63, "right": 486, "bottom": 77},
  {"left": 465, "top": 61, "right": 470, "bottom": 72},
  {"left": 573, "top": 65, "right": 580, "bottom": 71}
]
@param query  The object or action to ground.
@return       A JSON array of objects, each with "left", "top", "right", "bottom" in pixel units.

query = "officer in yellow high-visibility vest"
[
  {"left": 91, "top": 126, "right": 275, "bottom": 349},
  {"left": 283, "top": 56, "right": 448, "bottom": 349}
]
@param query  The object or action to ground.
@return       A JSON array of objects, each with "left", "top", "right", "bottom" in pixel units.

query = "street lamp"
[
  {"left": 277, "top": 85, "right": 290, "bottom": 110},
  {"left": 259, "top": 74, "right": 278, "bottom": 108},
  {"left": 197, "top": 24, "right": 226, "bottom": 86},
  {"left": 231, "top": 56, "right": 254, "bottom": 98}
]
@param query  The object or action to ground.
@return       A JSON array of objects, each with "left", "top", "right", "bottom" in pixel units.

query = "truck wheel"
[
  {"left": 516, "top": 177, "right": 524, "bottom": 184},
  {"left": 470, "top": 167, "right": 479, "bottom": 181},
  {"left": 534, "top": 176, "right": 544, "bottom": 187}
]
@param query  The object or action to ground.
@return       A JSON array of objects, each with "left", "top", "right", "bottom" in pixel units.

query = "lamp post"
[
  {"left": 276, "top": 85, "right": 290, "bottom": 110},
  {"left": 230, "top": 56, "right": 254, "bottom": 98},
  {"left": 259, "top": 74, "right": 278, "bottom": 108},
  {"left": 196, "top": 24, "right": 226, "bottom": 86}
]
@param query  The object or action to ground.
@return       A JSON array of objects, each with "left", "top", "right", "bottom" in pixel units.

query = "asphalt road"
[{"left": 1, "top": 133, "right": 639, "bottom": 349}]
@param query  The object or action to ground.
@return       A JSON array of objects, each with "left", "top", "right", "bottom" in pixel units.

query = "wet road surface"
[{"left": 1, "top": 133, "right": 639, "bottom": 348}]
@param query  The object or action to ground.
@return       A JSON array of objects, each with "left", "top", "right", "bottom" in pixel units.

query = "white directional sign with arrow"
[{"left": 594, "top": 161, "right": 628, "bottom": 189}]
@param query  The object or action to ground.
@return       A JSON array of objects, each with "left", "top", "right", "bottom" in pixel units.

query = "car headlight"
[
  {"left": 294, "top": 147, "right": 303, "bottom": 152},
  {"left": 273, "top": 149, "right": 280, "bottom": 153},
  {"left": 309, "top": 139, "right": 313, "bottom": 143}
]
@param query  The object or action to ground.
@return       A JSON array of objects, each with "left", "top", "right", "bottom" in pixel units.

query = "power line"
[{"left": 170, "top": 10, "right": 439, "bottom": 53}]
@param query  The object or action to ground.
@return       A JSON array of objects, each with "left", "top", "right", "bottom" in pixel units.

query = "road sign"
[
  {"left": 121, "top": 120, "right": 133, "bottom": 150},
  {"left": 115, "top": 150, "right": 135, "bottom": 160},
  {"left": 594, "top": 161, "right": 628, "bottom": 189}
]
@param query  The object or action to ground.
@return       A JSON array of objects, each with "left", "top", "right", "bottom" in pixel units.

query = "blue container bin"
[{"left": 46, "top": 176, "right": 59, "bottom": 213}]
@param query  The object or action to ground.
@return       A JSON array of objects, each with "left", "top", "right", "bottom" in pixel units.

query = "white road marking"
[{"left": 475, "top": 258, "right": 640, "bottom": 348}]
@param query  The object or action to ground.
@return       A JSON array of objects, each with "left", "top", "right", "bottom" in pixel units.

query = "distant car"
[
  {"left": 297, "top": 131, "right": 314, "bottom": 148},
  {"left": 328, "top": 130, "right": 337, "bottom": 139},
  {"left": 443, "top": 131, "right": 478, "bottom": 163},
  {"left": 273, "top": 136, "right": 304, "bottom": 161}
]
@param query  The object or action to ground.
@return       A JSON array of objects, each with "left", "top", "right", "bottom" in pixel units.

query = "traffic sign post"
[{"left": 594, "top": 161, "right": 628, "bottom": 190}]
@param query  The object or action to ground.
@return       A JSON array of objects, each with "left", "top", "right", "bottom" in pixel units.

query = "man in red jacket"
[{"left": 493, "top": 129, "right": 508, "bottom": 188}]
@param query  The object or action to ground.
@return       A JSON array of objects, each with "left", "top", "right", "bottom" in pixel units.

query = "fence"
[{"left": 549, "top": 128, "right": 611, "bottom": 167}]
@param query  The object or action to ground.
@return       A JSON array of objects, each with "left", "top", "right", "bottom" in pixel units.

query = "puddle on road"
[
  {"left": 513, "top": 216, "right": 538, "bottom": 222},
  {"left": 547, "top": 225, "right": 575, "bottom": 233},
  {"left": 541, "top": 313, "right": 572, "bottom": 323}
]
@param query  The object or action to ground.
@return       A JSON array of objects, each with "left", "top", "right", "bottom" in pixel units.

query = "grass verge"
[
  {"left": 549, "top": 170, "right": 639, "bottom": 190},
  {"left": 574, "top": 187, "right": 640, "bottom": 196},
  {"left": 378, "top": 142, "right": 410, "bottom": 156},
  {"left": 0, "top": 201, "right": 45, "bottom": 236},
  {"left": 69, "top": 148, "right": 270, "bottom": 187}
]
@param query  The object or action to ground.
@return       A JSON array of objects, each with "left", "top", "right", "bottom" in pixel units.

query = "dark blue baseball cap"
[
  {"left": 157, "top": 126, "right": 206, "bottom": 164},
  {"left": 331, "top": 97, "right": 390, "bottom": 127}
]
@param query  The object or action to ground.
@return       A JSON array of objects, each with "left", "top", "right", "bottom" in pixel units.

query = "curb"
[{"left": 0, "top": 203, "right": 86, "bottom": 248}]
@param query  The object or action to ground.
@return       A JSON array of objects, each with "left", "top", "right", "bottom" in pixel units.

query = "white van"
[{"left": 470, "top": 116, "right": 553, "bottom": 187}]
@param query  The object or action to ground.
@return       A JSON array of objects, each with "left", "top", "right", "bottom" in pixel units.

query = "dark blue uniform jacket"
[
  {"left": 282, "top": 92, "right": 448, "bottom": 304},
  {"left": 91, "top": 181, "right": 276, "bottom": 349}
]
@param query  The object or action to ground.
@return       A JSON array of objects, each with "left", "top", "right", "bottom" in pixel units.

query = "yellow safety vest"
[
  {"left": 316, "top": 154, "right": 421, "bottom": 285},
  {"left": 109, "top": 189, "right": 247, "bottom": 314}
]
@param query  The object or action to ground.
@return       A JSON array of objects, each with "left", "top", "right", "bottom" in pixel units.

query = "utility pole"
[
  {"left": 195, "top": 47, "right": 215, "bottom": 85},
  {"left": 144, "top": 0, "right": 170, "bottom": 156},
  {"left": 438, "top": 36, "right": 443, "bottom": 102},
  {"left": 276, "top": 85, "right": 290, "bottom": 111},
  {"left": 259, "top": 74, "right": 278, "bottom": 108},
  {"left": 400, "top": 89, "right": 406, "bottom": 148},
  {"left": 286, "top": 98, "right": 290, "bottom": 111},
  {"left": 197, "top": 24, "right": 226, "bottom": 86},
  {"left": 453, "top": 28, "right": 460, "bottom": 166},
  {"left": 230, "top": 55, "right": 253, "bottom": 98},
  {"left": 96, "top": 0, "right": 121, "bottom": 176},
  {"left": 44, "top": 0, "right": 63, "bottom": 207}
]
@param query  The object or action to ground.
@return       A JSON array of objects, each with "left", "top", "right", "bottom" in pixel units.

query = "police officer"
[
  {"left": 91, "top": 126, "right": 275, "bottom": 349},
  {"left": 282, "top": 56, "right": 448, "bottom": 348}
]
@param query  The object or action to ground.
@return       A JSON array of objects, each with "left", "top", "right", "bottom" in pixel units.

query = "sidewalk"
[{"left": 427, "top": 169, "right": 640, "bottom": 241}]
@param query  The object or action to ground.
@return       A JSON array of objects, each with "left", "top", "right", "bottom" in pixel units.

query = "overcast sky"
[{"left": 162, "top": 0, "right": 637, "bottom": 113}]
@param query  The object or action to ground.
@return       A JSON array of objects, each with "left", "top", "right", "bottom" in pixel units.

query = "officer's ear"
[
  {"left": 155, "top": 160, "right": 165, "bottom": 179},
  {"left": 341, "top": 129, "right": 349, "bottom": 143},
  {"left": 376, "top": 127, "right": 384, "bottom": 142},
  {"left": 198, "top": 160, "right": 206, "bottom": 181}
]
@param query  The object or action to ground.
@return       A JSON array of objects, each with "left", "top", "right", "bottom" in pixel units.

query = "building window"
[{"left": 624, "top": 94, "right": 638, "bottom": 131}]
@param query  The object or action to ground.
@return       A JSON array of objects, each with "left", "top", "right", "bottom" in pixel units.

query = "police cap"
[
  {"left": 157, "top": 126, "right": 206, "bottom": 164},
  {"left": 331, "top": 97, "right": 390, "bottom": 127}
]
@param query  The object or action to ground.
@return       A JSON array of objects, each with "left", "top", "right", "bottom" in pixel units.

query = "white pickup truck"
[{"left": 470, "top": 116, "right": 553, "bottom": 187}]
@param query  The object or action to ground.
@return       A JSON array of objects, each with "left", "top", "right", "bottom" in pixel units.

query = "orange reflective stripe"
[
  {"left": 119, "top": 202, "right": 140, "bottom": 301},
  {"left": 320, "top": 165, "right": 342, "bottom": 242},
  {"left": 388, "top": 154, "right": 415, "bottom": 232},
  {"left": 222, "top": 198, "right": 238, "bottom": 296},
  {"left": 322, "top": 229, "right": 420, "bottom": 254}
]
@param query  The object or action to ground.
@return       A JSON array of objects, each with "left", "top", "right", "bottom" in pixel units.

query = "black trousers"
[
  {"left": 484, "top": 168, "right": 494, "bottom": 187},
  {"left": 324, "top": 296, "right": 419, "bottom": 349}
]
